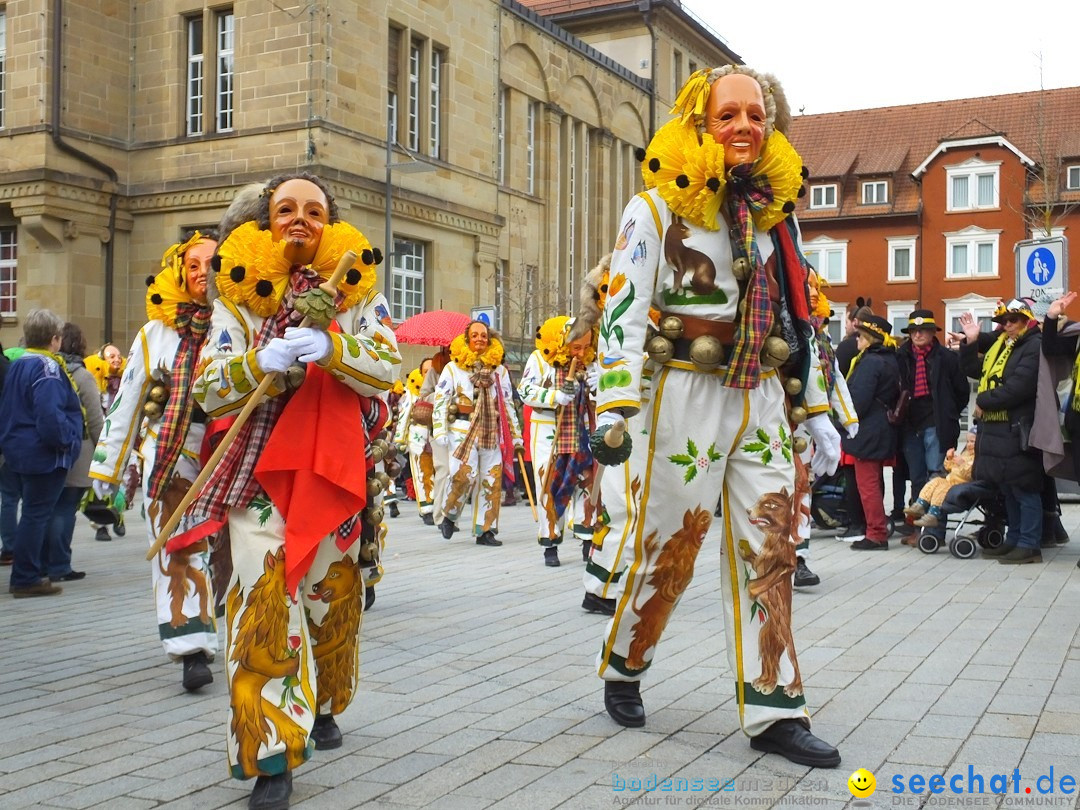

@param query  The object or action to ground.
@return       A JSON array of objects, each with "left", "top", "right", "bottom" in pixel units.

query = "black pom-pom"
[
  {"left": 706, "top": 177, "right": 721, "bottom": 193},
  {"left": 634, "top": 147, "right": 647, "bottom": 162},
  {"left": 145, "top": 275, "right": 155, "bottom": 287},
  {"left": 211, "top": 255, "right": 222, "bottom": 272},
  {"left": 361, "top": 248, "right": 374, "bottom": 265},
  {"left": 255, "top": 279, "right": 274, "bottom": 297},
  {"left": 675, "top": 174, "right": 689, "bottom": 189},
  {"left": 150, "top": 294, "right": 163, "bottom": 305},
  {"left": 535, "top": 327, "right": 542, "bottom": 338},
  {"left": 648, "top": 158, "right": 660, "bottom": 172},
  {"left": 798, "top": 186, "right": 807, "bottom": 198},
  {"left": 801, "top": 166, "right": 810, "bottom": 179},
  {"left": 372, "top": 247, "right": 384, "bottom": 265},
  {"left": 345, "top": 268, "right": 361, "bottom": 285},
  {"left": 782, "top": 201, "right": 796, "bottom": 213},
  {"left": 542, "top": 348, "right": 550, "bottom": 355},
  {"left": 599, "top": 283, "right": 608, "bottom": 293},
  {"left": 230, "top": 266, "right": 246, "bottom": 283}
]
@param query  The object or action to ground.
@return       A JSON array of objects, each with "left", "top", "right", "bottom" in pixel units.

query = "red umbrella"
[{"left": 394, "top": 309, "right": 472, "bottom": 347}]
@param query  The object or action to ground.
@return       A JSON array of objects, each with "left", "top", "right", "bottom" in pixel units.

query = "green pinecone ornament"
[
  {"left": 295, "top": 288, "right": 336, "bottom": 328},
  {"left": 590, "top": 423, "right": 633, "bottom": 466}
]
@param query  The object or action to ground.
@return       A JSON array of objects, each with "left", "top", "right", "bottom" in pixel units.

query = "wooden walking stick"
[
  {"left": 145, "top": 249, "right": 358, "bottom": 561},
  {"left": 516, "top": 448, "right": 538, "bottom": 521},
  {"left": 588, "top": 419, "right": 629, "bottom": 506}
]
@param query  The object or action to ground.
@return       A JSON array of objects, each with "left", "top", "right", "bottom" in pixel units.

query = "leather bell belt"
[{"left": 647, "top": 313, "right": 736, "bottom": 371}]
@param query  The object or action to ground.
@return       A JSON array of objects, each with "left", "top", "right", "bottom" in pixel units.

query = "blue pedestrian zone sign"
[{"left": 1026, "top": 247, "right": 1056, "bottom": 286}]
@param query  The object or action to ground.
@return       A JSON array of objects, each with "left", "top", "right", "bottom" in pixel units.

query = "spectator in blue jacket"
[{"left": 0, "top": 309, "right": 84, "bottom": 597}]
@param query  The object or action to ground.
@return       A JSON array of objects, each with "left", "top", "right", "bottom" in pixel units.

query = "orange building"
[{"left": 789, "top": 88, "right": 1080, "bottom": 341}]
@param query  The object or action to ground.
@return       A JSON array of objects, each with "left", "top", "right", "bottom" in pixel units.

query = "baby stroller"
[
  {"left": 915, "top": 479, "right": 1006, "bottom": 558},
  {"left": 810, "top": 469, "right": 899, "bottom": 536}
]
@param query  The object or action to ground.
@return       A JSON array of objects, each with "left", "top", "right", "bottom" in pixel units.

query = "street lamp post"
[{"left": 383, "top": 116, "right": 437, "bottom": 318}]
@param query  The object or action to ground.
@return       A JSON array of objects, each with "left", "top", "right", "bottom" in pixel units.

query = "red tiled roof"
[
  {"left": 789, "top": 87, "right": 1080, "bottom": 219},
  {"left": 517, "top": 0, "right": 635, "bottom": 13}
]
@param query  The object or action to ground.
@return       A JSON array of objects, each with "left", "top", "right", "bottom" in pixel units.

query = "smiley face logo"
[{"left": 848, "top": 768, "right": 876, "bottom": 798}]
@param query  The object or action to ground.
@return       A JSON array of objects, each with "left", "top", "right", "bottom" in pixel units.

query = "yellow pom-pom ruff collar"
[
  {"left": 215, "top": 221, "right": 378, "bottom": 318},
  {"left": 146, "top": 231, "right": 212, "bottom": 327},
  {"left": 449, "top": 333, "right": 504, "bottom": 369}
]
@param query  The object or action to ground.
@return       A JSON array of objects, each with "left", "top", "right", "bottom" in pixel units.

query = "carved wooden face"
[
  {"left": 566, "top": 334, "right": 591, "bottom": 359},
  {"left": 705, "top": 73, "right": 767, "bottom": 169},
  {"left": 183, "top": 239, "right": 217, "bottom": 304},
  {"left": 467, "top": 322, "right": 490, "bottom": 353},
  {"left": 103, "top": 344, "right": 123, "bottom": 373},
  {"left": 269, "top": 178, "right": 328, "bottom": 265}
]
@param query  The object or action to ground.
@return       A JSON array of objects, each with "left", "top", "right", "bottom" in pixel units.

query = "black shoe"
[
  {"left": 57, "top": 570, "right": 86, "bottom": 581},
  {"left": 439, "top": 518, "right": 457, "bottom": 539},
  {"left": 311, "top": 714, "right": 342, "bottom": 750},
  {"left": 476, "top": 531, "right": 502, "bottom": 547},
  {"left": 114, "top": 521, "right": 126, "bottom": 537},
  {"left": 364, "top": 586, "right": 375, "bottom": 611},
  {"left": 982, "top": 543, "right": 1016, "bottom": 558},
  {"left": 248, "top": 771, "right": 292, "bottom": 810},
  {"left": 582, "top": 540, "right": 592, "bottom": 562},
  {"left": 750, "top": 719, "right": 841, "bottom": 768},
  {"left": 793, "top": 558, "right": 819, "bottom": 587},
  {"left": 388, "top": 502, "right": 400, "bottom": 518},
  {"left": 850, "top": 538, "right": 888, "bottom": 550},
  {"left": 422, "top": 513, "right": 435, "bottom": 526},
  {"left": 95, "top": 527, "right": 111, "bottom": 542},
  {"left": 544, "top": 547, "right": 560, "bottom": 567},
  {"left": 604, "top": 681, "right": 645, "bottom": 728},
  {"left": 182, "top": 651, "right": 213, "bottom": 691},
  {"left": 998, "top": 547, "right": 1042, "bottom": 565},
  {"left": 582, "top": 592, "right": 616, "bottom": 615}
]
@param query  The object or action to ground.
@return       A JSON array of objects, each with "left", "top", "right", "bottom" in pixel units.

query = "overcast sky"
[{"left": 682, "top": 0, "right": 1080, "bottom": 114}]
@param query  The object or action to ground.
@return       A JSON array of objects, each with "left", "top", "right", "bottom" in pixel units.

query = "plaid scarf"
[
  {"left": 146, "top": 302, "right": 212, "bottom": 501},
  {"left": 912, "top": 342, "right": 931, "bottom": 398},
  {"left": 549, "top": 369, "right": 593, "bottom": 520},
  {"left": 453, "top": 365, "right": 501, "bottom": 463},
  {"left": 721, "top": 164, "right": 774, "bottom": 389},
  {"left": 187, "top": 268, "right": 324, "bottom": 523}
]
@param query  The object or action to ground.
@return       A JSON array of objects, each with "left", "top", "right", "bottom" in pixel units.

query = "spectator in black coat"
[
  {"left": 843, "top": 315, "right": 900, "bottom": 551},
  {"left": 896, "top": 309, "right": 971, "bottom": 497},
  {"left": 958, "top": 300, "right": 1043, "bottom": 565}
]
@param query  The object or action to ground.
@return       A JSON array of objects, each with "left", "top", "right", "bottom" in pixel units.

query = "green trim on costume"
[
  {"left": 603, "top": 648, "right": 651, "bottom": 678},
  {"left": 230, "top": 742, "right": 314, "bottom": 780},
  {"left": 586, "top": 559, "right": 625, "bottom": 583},
  {"left": 741, "top": 682, "right": 807, "bottom": 710},
  {"left": 158, "top": 618, "right": 217, "bottom": 640}
]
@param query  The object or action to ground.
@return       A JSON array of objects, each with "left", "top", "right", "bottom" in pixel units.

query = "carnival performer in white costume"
[{"left": 394, "top": 364, "right": 436, "bottom": 524}]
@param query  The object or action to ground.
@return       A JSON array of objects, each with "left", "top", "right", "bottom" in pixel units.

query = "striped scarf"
[
  {"left": 186, "top": 267, "right": 324, "bottom": 523},
  {"left": 977, "top": 333, "right": 1018, "bottom": 422},
  {"left": 453, "top": 365, "right": 501, "bottom": 463},
  {"left": 552, "top": 365, "right": 586, "bottom": 455},
  {"left": 721, "top": 164, "right": 774, "bottom": 389},
  {"left": 146, "top": 302, "right": 211, "bottom": 501},
  {"left": 912, "top": 343, "right": 931, "bottom": 398},
  {"left": 549, "top": 367, "right": 593, "bottom": 520}
]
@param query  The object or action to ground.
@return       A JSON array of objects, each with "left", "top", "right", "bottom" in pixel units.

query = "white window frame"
[
  {"left": 803, "top": 236, "right": 847, "bottom": 285},
  {"left": 391, "top": 238, "right": 425, "bottom": 321},
  {"left": 945, "top": 226, "right": 1000, "bottom": 278},
  {"left": 496, "top": 87, "right": 507, "bottom": 186},
  {"left": 185, "top": 16, "right": 205, "bottom": 136},
  {"left": 825, "top": 300, "right": 846, "bottom": 346},
  {"left": 862, "top": 180, "right": 888, "bottom": 205},
  {"left": 0, "top": 225, "right": 16, "bottom": 317},
  {"left": 0, "top": 11, "right": 7, "bottom": 130},
  {"left": 407, "top": 41, "right": 421, "bottom": 152},
  {"left": 428, "top": 49, "right": 441, "bottom": 158},
  {"left": 810, "top": 184, "right": 838, "bottom": 209},
  {"left": 387, "top": 92, "right": 397, "bottom": 142},
  {"left": 886, "top": 302, "right": 916, "bottom": 337},
  {"left": 526, "top": 100, "right": 537, "bottom": 195},
  {"left": 946, "top": 158, "right": 1000, "bottom": 211},
  {"left": 1067, "top": 165, "right": 1080, "bottom": 191},
  {"left": 215, "top": 12, "right": 235, "bottom": 133},
  {"left": 887, "top": 236, "right": 917, "bottom": 282}
]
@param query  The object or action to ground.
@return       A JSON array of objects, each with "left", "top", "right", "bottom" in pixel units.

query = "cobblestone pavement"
[{"left": 3, "top": 490, "right": 1080, "bottom": 809}]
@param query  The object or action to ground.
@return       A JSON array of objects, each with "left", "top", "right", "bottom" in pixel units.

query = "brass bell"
[
  {"left": 385, "top": 459, "right": 403, "bottom": 479},
  {"left": 646, "top": 335, "right": 675, "bottom": 365},
  {"left": 689, "top": 335, "right": 724, "bottom": 371},
  {"left": 370, "top": 440, "right": 388, "bottom": 463},
  {"left": 789, "top": 405, "right": 808, "bottom": 424},
  {"left": 358, "top": 541, "right": 378, "bottom": 563},
  {"left": 376, "top": 471, "right": 391, "bottom": 491},
  {"left": 761, "top": 336, "right": 791, "bottom": 368},
  {"left": 447, "top": 402, "right": 459, "bottom": 419},
  {"left": 363, "top": 505, "right": 385, "bottom": 526},
  {"left": 793, "top": 436, "right": 808, "bottom": 454},
  {"left": 143, "top": 400, "right": 163, "bottom": 420},
  {"left": 732, "top": 256, "right": 751, "bottom": 281},
  {"left": 283, "top": 363, "right": 306, "bottom": 390},
  {"left": 148, "top": 384, "right": 169, "bottom": 404},
  {"left": 366, "top": 476, "right": 384, "bottom": 499},
  {"left": 784, "top": 377, "right": 803, "bottom": 396},
  {"left": 658, "top": 316, "right": 684, "bottom": 341}
]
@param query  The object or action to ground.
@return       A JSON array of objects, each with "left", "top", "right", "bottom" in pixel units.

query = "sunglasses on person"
[{"left": 1001, "top": 314, "right": 1028, "bottom": 324}]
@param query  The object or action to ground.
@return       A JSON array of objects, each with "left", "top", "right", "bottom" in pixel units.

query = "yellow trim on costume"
[
  {"left": 662, "top": 359, "right": 777, "bottom": 380},
  {"left": 600, "top": 460, "right": 637, "bottom": 600},
  {"left": 722, "top": 385, "right": 753, "bottom": 730},
  {"left": 599, "top": 366, "right": 670, "bottom": 676},
  {"left": 101, "top": 330, "right": 155, "bottom": 484},
  {"left": 805, "top": 404, "right": 829, "bottom": 415},
  {"left": 320, "top": 340, "right": 393, "bottom": 392},
  {"left": 596, "top": 399, "right": 639, "bottom": 416},
  {"left": 218, "top": 297, "right": 253, "bottom": 347},
  {"left": 636, "top": 191, "right": 663, "bottom": 238}
]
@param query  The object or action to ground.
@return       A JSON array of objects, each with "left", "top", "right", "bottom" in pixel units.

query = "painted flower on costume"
[
  {"left": 740, "top": 425, "right": 792, "bottom": 466},
  {"left": 669, "top": 439, "right": 724, "bottom": 483}
]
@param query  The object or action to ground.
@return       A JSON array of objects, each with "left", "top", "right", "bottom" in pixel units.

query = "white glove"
[
  {"left": 553, "top": 390, "right": 574, "bottom": 407},
  {"left": 845, "top": 420, "right": 860, "bottom": 439},
  {"left": 585, "top": 365, "right": 600, "bottom": 393},
  {"left": 806, "top": 413, "right": 841, "bottom": 478},
  {"left": 92, "top": 479, "right": 117, "bottom": 501},
  {"left": 284, "top": 326, "right": 333, "bottom": 364},
  {"left": 595, "top": 410, "right": 625, "bottom": 433},
  {"left": 257, "top": 337, "right": 296, "bottom": 374}
]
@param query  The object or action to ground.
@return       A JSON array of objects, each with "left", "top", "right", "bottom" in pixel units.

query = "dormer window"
[
  {"left": 861, "top": 180, "right": 888, "bottom": 204},
  {"left": 810, "top": 184, "right": 837, "bottom": 209},
  {"left": 1067, "top": 165, "right": 1080, "bottom": 190}
]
